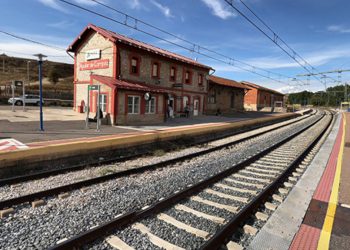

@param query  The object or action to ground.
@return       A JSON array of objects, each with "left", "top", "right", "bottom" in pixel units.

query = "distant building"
[
  {"left": 68, "top": 24, "right": 211, "bottom": 125},
  {"left": 207, "top": 76, "right": 249, "bottom": 115},
  {"left": 241, "top": 81, "right": 284, "bottom": 111}
]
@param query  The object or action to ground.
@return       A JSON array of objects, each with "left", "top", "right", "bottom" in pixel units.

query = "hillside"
[
  {"left": 0, "top": 54, "right": 73, "bottom": 85},
  {"left": 0, "top": 54, "right": 74, "bottom": 102}
]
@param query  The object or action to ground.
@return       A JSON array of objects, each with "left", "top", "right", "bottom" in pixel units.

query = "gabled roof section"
[
  {"left": 209, "top": 75, "right": 249, "bottom": 90},
  {"left": 68, "top": 24, "right": 212, "bottom": 70},
  {"left": 241, "top": 81, "right": 284, "bottom": 96},
  {"left": 91, "top": 75, "right": 167, "bottom": 93}
]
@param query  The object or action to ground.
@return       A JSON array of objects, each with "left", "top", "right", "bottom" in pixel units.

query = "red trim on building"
[
  {"left": 73, "top": 82, "right": 76, "bottom": 111},
  {"left": 75, "top": 81, "right": 90, "bottom": 84},
  {"left": 73, "top": 52, "right": 77, "bottom": 82},
  {"left": 67, "top": 24, "right": 212, "bottom": 70},
  {"left": 183, "top": 68, "right": 193, "bottom": 85}
]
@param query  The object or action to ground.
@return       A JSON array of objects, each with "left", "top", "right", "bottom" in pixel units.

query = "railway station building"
[
  {"left": 241, "top": 81, "right": 285, "bottom": 111},
  {"left": 207, "top": 75, "right": 249, "bottom": 115},
  {"left": 68, "top": 24, "right": 212, "bottom": 125}
]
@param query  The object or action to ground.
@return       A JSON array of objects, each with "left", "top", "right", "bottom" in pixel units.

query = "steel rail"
[
  {"left": 48, "top": 112, "right": 326, "bottom": 250},
  {"left": 0, "top": 114, "right": 307, "bottom": 186},
  {"left": 0, "top": 113, "right": 314, "bottom": 210},
  {"left": 201, "top": 112, "right": 333, "bottom": 249}
]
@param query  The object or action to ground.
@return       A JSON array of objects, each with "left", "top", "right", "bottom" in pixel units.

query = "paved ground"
[{"left": 0, "top": 105, "right": 286, "bottom": 144}]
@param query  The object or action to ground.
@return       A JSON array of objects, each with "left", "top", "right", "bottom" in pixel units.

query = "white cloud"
[
  {"left": 327, "top": 25, "right": 350, "bottom": 34},
  {"left": 38, "top": 0, "right": 104, "bottom": 12},
  {"left": 128, "top": 0, "right": 141, "bottom": 9},
  {"left": 276, "top": 85, "right": 302, "bottom": 94},
  {"left": 47, "top": 20, "right": 75, "bottom": 29},
  {"left": 73, "top": 0, "right": 101, "bottom": 5},
  {"left": 38, "top": 0, "right": 66, "bottom": 12},
  {"left": 150, "top": 0, "right": 173, "bottom": 18},
  {"left": 243, "top": 47, "right": 350, "bottom": 70},
  {"left": 201, "top": 0, "right": 235, "bottom": 20},
  {"left": 0, "top": 42, "right": 73, "bottom": 64}
]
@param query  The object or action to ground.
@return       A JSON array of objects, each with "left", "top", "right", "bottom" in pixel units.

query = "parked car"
[{"left": 8, "top": 95, "right": 44, "bottom": 106}]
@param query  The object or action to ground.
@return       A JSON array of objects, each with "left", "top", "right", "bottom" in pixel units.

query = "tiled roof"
[
  {"left": 68, "top": 24, "right": 212, "bottom": 70},
  {"left": 91, "top": 75, "right": 167, "bottom": 93},
  {"left": 209, "top": 75, "right": 249, "bottom": 90},
  {"left": 241, "top": 81, "right": 284, "bottom": 96}
]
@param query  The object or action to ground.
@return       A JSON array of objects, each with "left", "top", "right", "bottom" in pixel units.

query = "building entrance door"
[
  {"left": 168, "top": 97, "right": 174, "bottom": 118},
  {"left": 193, "top": 99, "right": 199, "bottom": 116}
]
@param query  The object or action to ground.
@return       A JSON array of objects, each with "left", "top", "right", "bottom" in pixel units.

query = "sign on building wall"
[
  {"left": 80, "top": 59, "right": 109, "bottom": 71},
  {"left": 85, "top": 49, "right": 101, "bottom": 60}
]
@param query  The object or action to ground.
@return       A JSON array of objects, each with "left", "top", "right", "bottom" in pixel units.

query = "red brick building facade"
[
  {"left": 242, "top": 81, "right": 284, "bottom": 111},
  {"left": 68, "top": 24, "right": 211, "bottom": 125}
]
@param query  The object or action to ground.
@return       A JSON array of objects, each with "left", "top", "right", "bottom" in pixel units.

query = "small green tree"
[{"left": 48, "top": 67, "right": 60, "bottom": 85}]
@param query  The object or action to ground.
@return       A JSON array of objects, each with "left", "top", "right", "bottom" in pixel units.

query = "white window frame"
[
  {"left": 99, "top": 94, "right": 107, "bottom": 112},
  {"left": 145, "top": 97, "right": 156, "bottom": 114},
  {"left": 127, "top": 96, "right": 140, "bottom": 114}
]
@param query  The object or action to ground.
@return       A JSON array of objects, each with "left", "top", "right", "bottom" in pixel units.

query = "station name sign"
[
  {"left": 85, "top": 49, "right": 101, "bottom": 61},
  {"left": 80, "top": 59, "right": 109, "bottom": 71}
]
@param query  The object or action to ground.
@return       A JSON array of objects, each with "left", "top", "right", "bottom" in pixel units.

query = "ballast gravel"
[
  {"left": 0, "top": 114, "right": 322, "bottom": 249},
  {"left": 0, "top": 114, "right": 309, "bottom": 201}
]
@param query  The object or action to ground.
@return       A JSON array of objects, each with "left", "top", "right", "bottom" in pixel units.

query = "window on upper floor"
[
  {"left": 170, "top": 66, "right": 176, "bottom": 81},
  {"left": 152, "top": 62, "right": 160, "bottom": 78},
  {"left": 185, "top": 70, "right": 192, "bottom": 84},
  {"left": 198, "top": 74, "right": 203, "bottom": 85},
  {"left": 130, "top": 57, "right": 139, "bottom": 75}
]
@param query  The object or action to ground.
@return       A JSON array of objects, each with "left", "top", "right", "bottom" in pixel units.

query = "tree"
[{"left": 48, "top": 67, "right": 60, "bottom": 85}]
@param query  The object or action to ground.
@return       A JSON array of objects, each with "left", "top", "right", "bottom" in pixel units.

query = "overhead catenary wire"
[
  {"left": 58, "top": 0, "right": 303, "bottom": 85},
  {"left": 224, "top": 0, "right": 325, "bottom": 84},
  {"left": 0, "top": 30, "right": 66, "bottom": 52},
  {"left": 89, "top": 0, "right": 295, "bottom": 82}
]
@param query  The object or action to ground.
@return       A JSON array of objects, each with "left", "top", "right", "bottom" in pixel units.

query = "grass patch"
[
  {"left": 153, "top": 149, "right": 166, "bottom": 157},
  {"left": 98, "top": 167, "right": 115, "bottom": 176}
]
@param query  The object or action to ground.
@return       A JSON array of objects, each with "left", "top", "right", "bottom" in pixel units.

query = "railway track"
[
  {"left": 46, "top": 111, "right": 333, "bottom": 250},
  {"left": 0, "top": 111, "right": 316, "bottom": 211}
]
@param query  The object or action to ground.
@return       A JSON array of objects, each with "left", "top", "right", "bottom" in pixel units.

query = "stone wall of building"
[
  {"left": 75, "top": 32, "right": 115, "bottom": 83},
  {"left": 118, "top": 46, "right": 208, "bottom": 95},
  {"left": 207, "top": 85, "right": 244, "bottom": 114},
  {"left": 115, "top": 90, "right": 165, "bottom": 125}
]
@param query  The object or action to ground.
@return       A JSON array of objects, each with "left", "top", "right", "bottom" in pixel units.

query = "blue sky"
[{"left": 1, "top": 0, "right": 350, "bottom": 93}]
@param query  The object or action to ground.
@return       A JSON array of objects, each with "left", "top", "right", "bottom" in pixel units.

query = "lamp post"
[
  {"left": 33, "top": 53, "right": 47, "bottom": 131},
  {"left": 27, "top": 61, "right": 31, "bottom": 86}
]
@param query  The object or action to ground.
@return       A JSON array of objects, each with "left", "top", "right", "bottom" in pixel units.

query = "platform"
[
  {"left": 248, "top": 112, "right": 349, "bottom": 250},
  {"left": 289, "top": 112, "right": 350, "bottom": 250}
]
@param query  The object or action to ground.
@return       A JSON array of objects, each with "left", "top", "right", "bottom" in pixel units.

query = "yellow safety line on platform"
[{"left": 317, "top": 113, "right": 346, "bottom": 250}]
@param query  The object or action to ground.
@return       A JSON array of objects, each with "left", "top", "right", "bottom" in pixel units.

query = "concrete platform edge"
[
  {"left": 0, "top": 113, "right": 298, "bottom": 169},
  {"left": 247, "top": 113, "right": 341, "bottom": 250}
]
